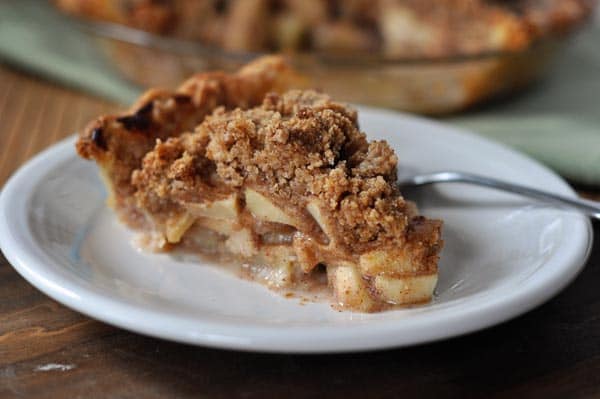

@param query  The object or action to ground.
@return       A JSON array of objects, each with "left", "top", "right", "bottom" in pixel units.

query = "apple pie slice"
[{"left": 77, "top": 56, "right": 443, "bottom": 312}]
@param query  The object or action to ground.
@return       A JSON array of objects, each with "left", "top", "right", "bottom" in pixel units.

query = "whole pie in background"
[
  {"left": 53, "top": 0, "right": 597, "bottom": 114},
  {"left": 55, "top": 0, "right": 594, "bottom": 57}
]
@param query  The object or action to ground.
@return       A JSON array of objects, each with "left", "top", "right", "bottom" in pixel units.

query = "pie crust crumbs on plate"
[{"left": 76, "top": 56, "right": 443, "bottom": 312}]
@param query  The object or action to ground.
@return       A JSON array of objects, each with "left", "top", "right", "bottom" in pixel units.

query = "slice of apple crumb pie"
[{"left": 76, "top": 56, "right": 442, "bottom": 312}]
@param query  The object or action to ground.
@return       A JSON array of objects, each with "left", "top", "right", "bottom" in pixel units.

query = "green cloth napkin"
[
  {"left": 451, "top": 21, "right": 600, "bottom": 186},
  {"left": 0, "top": 0, "right": 139, "bottom": 103},
  {"left": 2, "top": 0, "right": 599, "bottom": 185}
]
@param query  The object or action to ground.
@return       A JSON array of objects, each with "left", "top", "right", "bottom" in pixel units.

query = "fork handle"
[{"left": 412, "top": 172, "right": 600, "bottom": 220}]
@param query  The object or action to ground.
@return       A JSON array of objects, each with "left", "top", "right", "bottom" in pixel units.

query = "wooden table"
[{"left": 1, "top": 64, "right": 599, "bottom": 399}]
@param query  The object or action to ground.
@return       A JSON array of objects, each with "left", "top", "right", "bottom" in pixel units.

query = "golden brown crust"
[{"left": 76, "top": 56, "right": 304, "bottom": 223}]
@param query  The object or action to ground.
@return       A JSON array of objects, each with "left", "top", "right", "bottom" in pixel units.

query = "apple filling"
[{"left": 145, "top": 188, "right": 439, "bottom": 311}]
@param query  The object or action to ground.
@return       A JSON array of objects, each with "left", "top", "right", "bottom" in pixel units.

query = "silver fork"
[{"left": 397, "top": 171, "right": 600, "bottom": 219}]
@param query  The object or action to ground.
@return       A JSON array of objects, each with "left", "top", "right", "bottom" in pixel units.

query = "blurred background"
[{"left": 0, "top": 0, "right": 599, "bottom": 185}]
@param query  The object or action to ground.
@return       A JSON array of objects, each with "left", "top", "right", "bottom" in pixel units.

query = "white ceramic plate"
[{"left": 0, "top": 108, "right": 592, "bottom": 353}]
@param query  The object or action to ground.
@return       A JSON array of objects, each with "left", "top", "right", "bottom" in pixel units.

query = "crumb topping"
[{"left": 133, "top": 90, "right": 421, "bottom": 252}]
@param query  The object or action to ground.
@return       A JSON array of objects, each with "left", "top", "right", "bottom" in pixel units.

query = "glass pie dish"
[{"left": 58, "top": 0, "right": 595, "bottom": 114}]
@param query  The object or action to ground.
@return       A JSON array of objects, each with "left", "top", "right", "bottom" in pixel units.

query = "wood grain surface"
[{"left": 1, "top": 64, "right": 599, "bottom": 399}]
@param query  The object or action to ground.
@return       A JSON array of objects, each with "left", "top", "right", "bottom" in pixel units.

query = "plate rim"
[{"left": 0, "top": 109, "right": 593, "bottom": 353}]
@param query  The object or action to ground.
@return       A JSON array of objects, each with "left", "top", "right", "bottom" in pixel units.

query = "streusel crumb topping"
[{"left": 133, "top": 90, "right": 416, "bottom": 252}]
